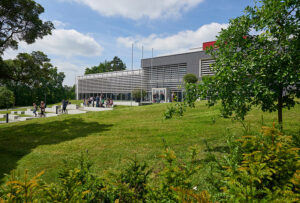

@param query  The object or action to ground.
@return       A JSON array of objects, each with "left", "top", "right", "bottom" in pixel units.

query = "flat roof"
[
  {"left": 77, "top": 69, "right": 142, "bottom": 80},
  {"left": 142, "top": 49, "right": 205, "bottom": 60}
]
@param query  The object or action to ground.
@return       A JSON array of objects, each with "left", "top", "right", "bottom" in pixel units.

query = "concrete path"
[{"left": 0, "top": 104, "right": 113, "bottom": 124}]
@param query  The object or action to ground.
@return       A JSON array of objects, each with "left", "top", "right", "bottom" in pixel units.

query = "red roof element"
[{"left": 203, "top": 41, "right": 216, "bottom": 50}]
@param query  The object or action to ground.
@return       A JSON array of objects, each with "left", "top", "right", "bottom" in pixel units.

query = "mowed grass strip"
[{"left": 0, "top": 101, "right": 299, "bottom": 183}]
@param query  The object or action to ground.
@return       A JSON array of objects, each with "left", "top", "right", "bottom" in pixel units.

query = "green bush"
[
  {"left": 183, "top": 73, "right": 198, "bottom": 84},
  {"left": 0, "top": 86, "right": 14, "bottom": 109},
  {"left": 132, "top": 88, "right": 146, "bottom": 102}
]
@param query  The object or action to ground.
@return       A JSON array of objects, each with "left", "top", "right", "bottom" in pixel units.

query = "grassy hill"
[{"left": 0, "top": 101, "right": 299, "bottom": 183}]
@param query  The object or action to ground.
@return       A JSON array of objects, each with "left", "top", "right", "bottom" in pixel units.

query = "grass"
[{"left": 0, "top": 101, "right": 299, "bottom": 184}]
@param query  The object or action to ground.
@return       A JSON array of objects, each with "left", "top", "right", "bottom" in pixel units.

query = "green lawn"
[{"left": 0, "top": 101, "right": 299, "bottom": 183}]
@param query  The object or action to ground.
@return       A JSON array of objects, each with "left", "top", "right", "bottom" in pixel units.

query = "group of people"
[
  {"left": 32, "top": 99, "right": 69, "bottom": 117},
  {"left": 32, "top": 101, "right": 46, "bottom": 117},
  {"left": 83, "top": 94, "right": 113, "bottom": 108}
]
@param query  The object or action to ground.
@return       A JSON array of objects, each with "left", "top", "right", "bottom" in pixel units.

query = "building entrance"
[{"left": 152, "top": 88, "right": 167, "bottom": 103}]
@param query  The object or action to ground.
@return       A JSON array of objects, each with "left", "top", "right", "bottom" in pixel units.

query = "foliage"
[
  {"left": 0, "top": 51, "right": 74, "bottom": 106},
  {"left": 132, "top": 88, "right": 146, "bottom": 102},
  {"left": 0, "top": 0, "right": 54, "bottom": 80},
  {"left": 202, "top": 125, "right": 300, "bottom": 202},
  {"left": 84, "top": 56, "right": 126, "bottom": 75},
  {"left": 0, "top": 147, "right": 210, "bottom": 202},
  {"left": 189, "top": 0, "right": 300, "bottom": 125},
  {"left": 0, "top": 170, "right": 44, "bottom": 202},
  {"left": 0, "top": 86, "right": 14, "bottom": 109},
  {"left": 0, "top": 115, "right": 299, "bottom": 202},
  {"left": 223, "top": 126, "right": 300, "bottom": 202},
  {"left": 184, "top": 73, "right": 198, "bottom": 84}
]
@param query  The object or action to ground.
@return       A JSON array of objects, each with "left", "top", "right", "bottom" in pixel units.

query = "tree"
[
  {"left": 183, "top": 74, "right": 198, "bottom": 84},
  {"left": 109, "top": 56, "right": 126, "bottom": 71},
  {"left": 84, "top": 57, "right": 126, "bottom": 75},
  {"left": 192, "top": 0, "right": 299, "bottom": 126},
  {"left": 132, "top": 88, "right": 146, "bottom": 102},
  {"left": 0, "top": 86, "right": 14, "bottom": 109},
  {"left": 0, "top": 0, "right": 54, "bottom": 53},
  {"left": 1, "top": 51, "right": 68, "bottom": 106},
  {"left": 0, "top": 0, "right": 54, "bottom": 80}
]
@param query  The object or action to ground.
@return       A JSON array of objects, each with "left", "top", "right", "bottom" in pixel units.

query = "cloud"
[
  {"left": 3, "top": 29, "right": 103, "bottom": 59},
  {"left": 61, "top": 0, "right": 204, "bottom": 20},
  {"left": 117, "top": 22, "right": 228, "bottom": 53},
  {"left": 52, "top": 60, "right": 87, "bottom": 85},
  {"left": 52, "top": 20, "right": 67, "bottom": 28}
]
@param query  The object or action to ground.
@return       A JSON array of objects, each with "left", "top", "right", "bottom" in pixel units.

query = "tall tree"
[
  {"left": 84, "top": 57, "right": 126, "bottom": 75},
  {"left": 187, "top": 0, "right": 299, "bottom": 126},
  {"left": 109, "top": 56, "right": 126, "bottom": 71},
  {"left": 0, "top": 0, "right": 54, "bottom": 80},
  {"left": 1, "top": 51, "right": 67, "bottom": 106}
]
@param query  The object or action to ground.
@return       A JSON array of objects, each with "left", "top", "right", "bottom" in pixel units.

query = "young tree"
[
  {"left": 132, "top": 88, "right": 147, "bottom": 102},
  {"left": 183, "top": 74, "right": 198, "bottom": 84},
  {"left": 195, "top": 0, "right": 299, "bottom": 126}
]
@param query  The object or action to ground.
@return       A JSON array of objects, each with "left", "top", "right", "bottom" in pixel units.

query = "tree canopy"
[
  {"left": 85, "top": 56, "right": 126, "bottom": 75},
  {"left": 0, "top": 0, "right": 54, "bottom": 53},
  {"left": 0, "top": 52, "right": 74, "bottom": 106},
  {"left": 0, "top": 86, "right": 14, "bottom": 109},
  {"left": 187, "top": 0, "right": 300, "bottom": 125},
  {"left": 183, "top": 74, "right": 198, "bottom": 84},
  {"left": 0, "top": 0, "right": 54, "bottom": 80}
]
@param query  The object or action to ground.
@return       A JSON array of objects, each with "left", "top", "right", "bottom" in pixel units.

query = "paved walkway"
[{"left": 0, "top": 104, "right": 113, "bottom": 124}]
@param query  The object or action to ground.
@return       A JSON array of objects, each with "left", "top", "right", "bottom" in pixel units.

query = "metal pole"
[
  {"left": 151, "top": 48, "right": 153, "bottom": 102},
  {"left": 131, "top": 44, "right": 133, "bottom": 106},
  {"left": 141, "top": 46, "right": 143, "bottom": 104},
  {"left": 6, "top": 113, "right": 8, "bottom": 123}
]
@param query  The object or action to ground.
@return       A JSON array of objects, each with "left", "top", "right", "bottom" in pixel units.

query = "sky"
[{"left": 3, "top": 0, "right": 255, "bottom": 86}]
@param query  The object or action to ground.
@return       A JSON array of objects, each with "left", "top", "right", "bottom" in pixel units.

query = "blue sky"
[{"left": 4, "top": 0, "right": 255, "bottom": 85}]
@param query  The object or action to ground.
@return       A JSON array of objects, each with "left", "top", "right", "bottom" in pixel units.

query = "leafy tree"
[
  {"left": 195, "top": 0, "right": 300, "bottom": 125},
  {"left": 132, "top": 88, "right": 146, "bottom": 102},
  {"left": 0, "top": 86, "right": 14, "bottom": 109},
  {"left": 84, "top": 57, "right": 126, "bottom": 75},
  {"left": 183, "top": 74, "right": 198, "bottom": 84},
  {"left": 109, "top": 56, "right": 126, "bottom": 71},
  {"left": 0, "top": 0, "right": 54, "bottom": 53},
  {"left": 0, "top": 0, "right": 54, "bottom": 81},
  {"left": 1, "top": 51, "right": 70, "bottom": 106}
]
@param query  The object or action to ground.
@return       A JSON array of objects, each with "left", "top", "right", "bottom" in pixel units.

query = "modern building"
[{"left": 76, "top": 41, "right": 216, "bottom": 103}]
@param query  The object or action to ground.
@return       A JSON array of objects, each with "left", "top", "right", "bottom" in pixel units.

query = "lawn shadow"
[{"left": 0, "top": 118, "right": 112, "bottom": 182}]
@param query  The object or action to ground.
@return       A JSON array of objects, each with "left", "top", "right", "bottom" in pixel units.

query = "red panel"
[{"left": 203, "top": 41, "right": 216, "bottom": 50}]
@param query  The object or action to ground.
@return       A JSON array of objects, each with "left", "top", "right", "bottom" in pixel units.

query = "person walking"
[
  {"left": 62, "top": 99, "right": 68, "bottom": 114},
  {"left": 40, "top": 101, "right": 46, "bottom": 117},
  {"left": 96, "top": 95, "right": 100, "bottom": 107},
  {"left": 33, "top": 103, "right": 38, "bottom": 117}
]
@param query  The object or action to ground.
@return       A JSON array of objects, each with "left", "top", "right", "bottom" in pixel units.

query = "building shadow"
[{"left": 0, "top": 118, "right": 112, "bottom": 182}]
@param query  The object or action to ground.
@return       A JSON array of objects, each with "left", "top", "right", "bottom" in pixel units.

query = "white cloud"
[
  {"left": 61, "top": 0, "right": 204, "bottom": 20},
  {"left": 117, "top": 22, "right": 228, "bottom": 53},
  {"left": 3, "top": 29, "right": 103, "bottom": 59},
  {"left": 52, "top": 20, "right": 67, "bottom": 28}
]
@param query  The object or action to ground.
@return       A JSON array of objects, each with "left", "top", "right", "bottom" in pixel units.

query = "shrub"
[
  {"left": 223, "top": 126, "right": 300, "bottom": 202},
  {"left": 132, "top": 88, "right": 146, "bottom": 102},
  {"left": 0, "top": 86, "right": 14, "bottom": 109},
  {"left": 183, "top": 73, "right": 198, "bottom": 84}
]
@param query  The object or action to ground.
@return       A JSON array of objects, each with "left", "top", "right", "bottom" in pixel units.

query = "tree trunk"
[{"left": 277, "top": 95, "right": 283, "bottom": 130}]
